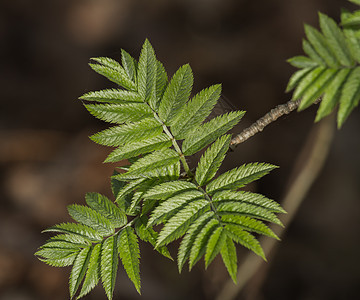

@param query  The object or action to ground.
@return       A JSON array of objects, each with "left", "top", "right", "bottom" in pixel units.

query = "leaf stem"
[
  {"left": 152, "top": 112, "right": 194, "bottom": 178},
  {"left": 195, "top": 185, "right": 222, "bottom": 223}
]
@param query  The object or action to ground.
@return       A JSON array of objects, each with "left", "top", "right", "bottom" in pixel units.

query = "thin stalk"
[
  {"left": 152, "top": 112, "right": 194, "bottom": 178},
  {"left": 230, "top": 97, "right": 321, "bottom": 148}
]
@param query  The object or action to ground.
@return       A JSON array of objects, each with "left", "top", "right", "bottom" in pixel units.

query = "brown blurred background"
[{"left": 1, "top": 0, "right": 359, "bottom": 299}]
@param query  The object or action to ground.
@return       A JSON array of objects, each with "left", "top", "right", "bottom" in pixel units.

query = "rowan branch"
[{"left": 230, "top": 98, "right": 321, "bottom": 148}]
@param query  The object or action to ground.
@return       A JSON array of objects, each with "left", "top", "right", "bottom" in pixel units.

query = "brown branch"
[
  {"left": 230, "top": 98, "right": 321, "bottom": 148},
  {"left": 216, "top": 114, "right": 335, "bottom": 300}
]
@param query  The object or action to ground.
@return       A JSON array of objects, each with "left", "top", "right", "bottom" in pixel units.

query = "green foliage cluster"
[
  {"left": 287, "top": 0, "right": 360, "bottom": 127},
  {"left": 36, "top": 39, "right": 285, "bottom": 299},
  {"left": 36, "top": 1, "right": 360, "bottom": 299}
]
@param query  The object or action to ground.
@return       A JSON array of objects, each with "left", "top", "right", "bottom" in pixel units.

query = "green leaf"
[
  {"left": 156, "top": 60, "right": 168, "bottom": 101},
  {"left": 216, "top": 201, "right": 282, "bottom": 226},
  {"left": 286, "top": 67, "right": 314, "bottom": 93},
  {"left": 157, "top": 159, "right": 181, "bottom": 181},
  {"left": 137, "top": 39, "right": 157, "bottom": 108},
  {"left": 39, "top": 240, "right": 83, "bottom": 251},
  {"left": 148, "top": 190, "right": 204, "bottom": 227},
  {"left": 177, "top": 211, "right": 215, "bottom": 272},
  {"left": 110, "top": 172, "right": 128, "bottom": 205},
  {"left": 304, "top": 24, "right": 339, "bottom": 67},
  {"left": 43, "top": 223, "right": 103, "bottom": 242},
  {"left": 195, "top": 134, "right": 231, "bottom": 186},
  {"left": 69, "top": 246, "right": 92, "bottom": 299},
  {"left": 115, "top": 149, "right": 180, "bottom": 179},
  {"left": 143, "top": 181, "right": 198, "bottom": 200},
  {"left": 205, "top": 226, "right": 226, "bottom": 268},
  {"left": 338, "top": 66, "right": 360, "bottom": 127},
  {"left": 35, "top": 248, "right": 79, "bottom": 261},
  {"left": 79, "top": 89, "right": 142, "bottom": 104},
  {"left": 113, "top": 177, "right": 149, "bottom": 204},
  {"left": 90, "top": 118, "right": 162, "bottom": 147},
  {"left": 319, "top": 12, "right": 353, "bottom": 67},
  {"left": 287, "top": 56, "right": 319, "bottom": 68},
  {"left": 105, "top": 134, "right": 172, "bottom": 163},
  {"left": 158, "top": 64, "right": 193, "bottom": 124},
  {"left": 298, "top": 68, "right": 338, "bottom": 110},
  {"left": 221, "top": 215, "right": 279, "bottom": 239},
  {"left": 77, "top": 243, "right": 101, "bottom": 299},
  {"left": 213, "top": 191, "right": 285, "bottom": 213},
  {"left": 206, "top": 163, "right": 278, "bottom": 194},
  {"left": 182, "top": 111, "right": 245, "bottom": 156},
  {"left": 225, "top": 226, "right": 265, "bottom": 260},
  {"left": 135, "top": 216, "right": 172, "bottom": 260},
  {"left": 118, "top": 227, "right": 141, "bottom": 294},
  {"left": 101, "top": 236, "right": 118, "bottom": 300},
  {"left": 85, "top": 193, "right": 127, "bottom": 228},
  {"left": 90, "top": 57, "right": 136, "bottom": 91},
  {"left": 37, "top": 252, "right": 78, "bottom": 267},
  {"left": 68, "top": 204, "right": 115, "bottom": 236},
  {"left": 302, "top": 39, "right": 326, "bottom": 66},
  {"left": 343, "top": 26, "right": 360, "bottom": 64},
  {"left": 48, "top": 234, "right": 91, "bottom": 246},
  {"left": 156, "top": 199, "right": 210, "bottom": 248},
  {"left": 84, "top": 103, "right": 152, "bottom": 124},
  {"left": 292, "top": 67, "right": 325, "bottom": 100},
  {"left": 220, "top": 237, "right": 238, "bottom": 283},
  {"left": 189, "top": 218, "right": 219, "bottom": 269},
  {"left": 171, "top": 84, "right": 222, "bottom": 139},
  {"left": 121, "top": 49, "right": 137, "bottom": 82},
  {"left": 127, "top": 192, "right": 143, "bottom": 216},
  {"left": 316, "top": 68, "right": 351, "bottom": 122}
]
